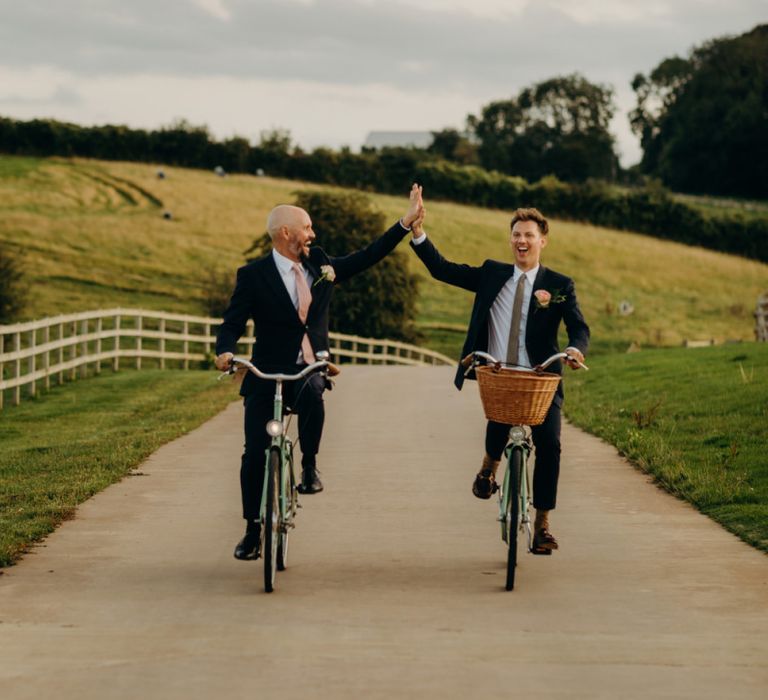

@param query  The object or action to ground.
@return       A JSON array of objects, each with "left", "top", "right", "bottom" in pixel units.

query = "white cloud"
[
  {"left": 391, "top": 0, "right": 529, "bottom": 20},
  {"left": 191, "top": 0, "right": 232, "bottom": 21},
  {"left": 548, "top": 0, "right": 672, "bottom": 24}
]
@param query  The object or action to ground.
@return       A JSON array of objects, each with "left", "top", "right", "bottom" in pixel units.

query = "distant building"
[{"left": 363, "top": 131, "right": 433, "bottom": 150}]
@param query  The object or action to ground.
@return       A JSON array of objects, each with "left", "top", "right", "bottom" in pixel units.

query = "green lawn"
[
  {"left": 2, "top": 154, "right": 768, "bottom": 560},
  {"left": 564, "top": 343, "right": 768, "bottom": 551},
  {"left": 1, "top": 155, "right": 766, "bottom": 360},
  {"left": 0, "top": 369, "right": 236, "bottom": 567}
]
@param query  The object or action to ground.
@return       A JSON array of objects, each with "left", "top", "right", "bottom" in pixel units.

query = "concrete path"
[{"left": 1, "top": 366, "right": 766, "bottom": 699}]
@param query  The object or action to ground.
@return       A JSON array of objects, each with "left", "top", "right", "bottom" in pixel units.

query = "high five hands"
[
  {"left": 402, "top": 184, "right": 424, "bottom": 230},
  {"left": 410, "top": 185, "right": 425, "bottom": 237}
]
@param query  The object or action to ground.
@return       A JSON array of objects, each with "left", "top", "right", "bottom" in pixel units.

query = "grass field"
[
  {"left": 2, "top": 154, "right": 767, "bottom": 562},
  {"left": 0, "top": 369, "right": 235, "bottom": 567},
  {"left": 565, "top": 343, "right": 768, "bottom": 551},
  {"left": 2, "top": 154, "right": 766, "bottom": 360}
]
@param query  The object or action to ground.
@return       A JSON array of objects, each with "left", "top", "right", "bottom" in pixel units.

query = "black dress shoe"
[
  {"left": 233, "top": 528, "right": 261, "bottom": 560},
  {"left": 472, "top": 469, "right": 499, "bottom": 499},
  {"left": 297, "top": 468, "right": 323, "bottom": 494}
]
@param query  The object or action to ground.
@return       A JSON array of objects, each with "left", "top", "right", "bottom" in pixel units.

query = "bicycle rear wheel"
[
  {"left": 264, "top": 447, "right": 280, "bottom": 593},
  {"left": 277, "top": 450, "right": 296, "bottom": 571},
  {"left": 505, "top": 447, "right": 523, "bottom": 591}
]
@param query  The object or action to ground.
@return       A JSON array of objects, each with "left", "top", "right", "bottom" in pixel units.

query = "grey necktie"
[{"left": 506, "top": 273, "right": 527, "bottom": 365}]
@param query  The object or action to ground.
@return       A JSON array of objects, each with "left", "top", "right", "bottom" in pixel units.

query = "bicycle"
[
  {"left": 461, "top": 350, "right": 588, "bottom": 591},
  {"left": 221, "top": 351, "right": 340, "bottom": 593}
]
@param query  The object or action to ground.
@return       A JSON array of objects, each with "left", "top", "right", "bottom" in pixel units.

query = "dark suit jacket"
[
  {"left": 411, "top": 236, "right": 590, "bottom": 402},
  {"left": 217, "top": 221, "right": 409, "bottom": 395}
]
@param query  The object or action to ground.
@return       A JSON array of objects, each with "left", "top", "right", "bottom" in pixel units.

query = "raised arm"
[
  {"left": 329, "top": 184, "right": 423, "bottom": 282},
  {"left": 409, "top": 232, "right": 481, "bottom": 293}
]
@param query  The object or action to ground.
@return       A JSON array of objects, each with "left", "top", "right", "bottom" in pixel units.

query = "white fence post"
[
  {"left": 27, "top": 329, "right": 36, "bottom": 397},
  {"left": 114, "top": 314, "right": 121, "bottom": 372},
  {"left": 756, "top": 292, "right": 768, "bottom": 342},
  {"left": 136, "top": 315, "right": 142, "bottom": 370},
  {"left": 95, "top": 318, "right": 102, "bottom": 375},
  {"left": 159, "top": 318, "right": 166, "bottom": 370},
  {"left": 13, "top": 332, "right": 21, "bottom": 406}
]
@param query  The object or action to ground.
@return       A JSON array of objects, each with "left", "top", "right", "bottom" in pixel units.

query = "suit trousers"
[
  {"left": 484, "top": 400, "right": 562, "bottom": 511},
  {"left": 240, "top": 372, "right": 326, "bottom": 520}
]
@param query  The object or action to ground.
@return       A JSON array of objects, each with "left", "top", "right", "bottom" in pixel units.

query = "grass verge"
[
  {"left": 564, "top": 343, "right": 768, "bottom": 552},
  {"left": 0, "top": 369, "right": 235, "bottom": 567}
]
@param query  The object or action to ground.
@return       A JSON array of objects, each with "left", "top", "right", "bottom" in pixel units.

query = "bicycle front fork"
[{"left": 500, "top": 442, "right": 534, "bottom": 551}]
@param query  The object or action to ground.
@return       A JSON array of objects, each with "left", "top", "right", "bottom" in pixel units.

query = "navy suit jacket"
[
  {"left": 411, "top": 236, "right": 590, "bottom": 403},
  {"left": 217, "top": 221, "right": 409, "bottom": 395}
]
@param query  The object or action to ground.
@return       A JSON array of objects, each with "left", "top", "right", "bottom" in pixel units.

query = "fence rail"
[
  {"left": 756, "top": 292, "right": 768, "bottom": 342},
  {"left": 0, "top": 308, "right": 454, "bottom": 409}
]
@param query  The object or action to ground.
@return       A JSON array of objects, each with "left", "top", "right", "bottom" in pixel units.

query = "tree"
[
  {"left": 630, "top": 24, "right": 768, "bottom": 197},
  {"left": 0, "top": 244, "right": 27, "bottom": 322},
  {"left": 245, "top": 190, "right": 420, "bottom": 342},
  {"left": 428, "top": 128, "right": 479, "bottom": 165},
  {"left": 468, "top": 74, "right": 619, "bottom": 182}
]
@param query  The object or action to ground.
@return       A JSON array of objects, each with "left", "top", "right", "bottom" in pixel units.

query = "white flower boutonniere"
[
  {"left": 534, "top": 288, "right": 566, "bottom": 310},
  {"left": 313, "top": 264, "right": 336, "bottom": 287}
]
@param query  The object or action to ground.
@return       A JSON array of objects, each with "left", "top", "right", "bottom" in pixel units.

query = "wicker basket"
[{"left": 475, "top": 365, "right": 560, "bottom": 425}]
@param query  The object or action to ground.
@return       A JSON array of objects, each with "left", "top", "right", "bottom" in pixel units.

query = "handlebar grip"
[
  {"left": 460, "top": 353, "right": 475, "bottom": 368},
  {"left": 326, "top": 362, "right": 341, "bottom": 377}
]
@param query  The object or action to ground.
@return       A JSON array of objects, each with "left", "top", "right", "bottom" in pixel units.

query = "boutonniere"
[
  {"left": 534, "top": 288, "right": 566, "bottom": 310},
  {"left": 312, "top": 264, "right": 336, "bottom": 287}
]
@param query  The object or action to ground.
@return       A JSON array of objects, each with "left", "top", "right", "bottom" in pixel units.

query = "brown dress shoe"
[{"left": 532, "top": 528, "right": 559, "bottom": 554}]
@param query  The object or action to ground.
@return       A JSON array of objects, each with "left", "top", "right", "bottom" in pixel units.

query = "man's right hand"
[
  {"left": 402, "top": 183, "right": 424, "bottom": 229},
  {"left": 215, "top": 352, "right": 234, "bottom": 371}
]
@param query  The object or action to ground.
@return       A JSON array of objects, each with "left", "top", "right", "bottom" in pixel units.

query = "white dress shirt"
[
  {"left": 413, "top": 232, "right": 580, "bottom": 366},
  {"left": 488, "top": 266, "right": 538, "bottom": 368},
  {"left": 272, "top": 249, "right": 314, "bottom": 362}
]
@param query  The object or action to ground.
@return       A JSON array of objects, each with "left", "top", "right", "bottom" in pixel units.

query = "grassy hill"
[
  {"left": 1, "top": 155, "right": 767, "bottom": 359},
  {"left": 2, "top": 154, "right": 767, "bottom": 562}
]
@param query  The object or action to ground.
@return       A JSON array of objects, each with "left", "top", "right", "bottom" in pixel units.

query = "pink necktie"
[{"left": 292, "top": 263, "right": 315, "bottom": 363}]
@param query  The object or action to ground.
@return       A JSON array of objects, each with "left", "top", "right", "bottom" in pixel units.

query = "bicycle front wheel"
[
  {"left": 505, "top": 447, "right": 523, "bottom": 591},
  {"left": 277, "top": 449, "right": 296, "bottom": 571},
  {"left": 264, "top": 447, "right": 280, "bottom": 593}
]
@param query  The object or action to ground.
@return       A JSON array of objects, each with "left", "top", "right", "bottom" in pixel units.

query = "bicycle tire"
[
  {"left": 277, "top": 450, "right": 296, "bottom": 571},
  {"left": 505, "top": 447, "right": 523, "bottom": 591},
  {"left": 264, "top": 447, "right": 280, "bottom": 593}
]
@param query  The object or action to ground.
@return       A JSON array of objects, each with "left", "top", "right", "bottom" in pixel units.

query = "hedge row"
[{"left": 1, "top": 116, "right": 766, "bottom": 263}]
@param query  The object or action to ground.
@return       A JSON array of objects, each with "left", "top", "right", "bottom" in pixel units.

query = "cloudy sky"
[{"left": 0, "top": 0, "right": 765, "bottom": 166}]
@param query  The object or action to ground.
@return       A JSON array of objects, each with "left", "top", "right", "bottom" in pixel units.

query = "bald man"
[{"left": 215, "top": 185, "right": 423, "bottom": 560}]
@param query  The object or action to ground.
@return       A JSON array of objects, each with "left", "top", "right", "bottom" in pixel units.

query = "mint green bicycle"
[
  {"left": 462, "top": 350, "right": 588, "bottom": 591},
  {"left": 223, "top": 352, "right": 339, "bottom": 593}
]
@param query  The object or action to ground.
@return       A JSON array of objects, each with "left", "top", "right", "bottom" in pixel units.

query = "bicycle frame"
[
  {"left": 499, "top": 428, "right": 533, "bottom": 553},
  {"left": 258, "top": 377, "right": 296, "bottom": 542}
]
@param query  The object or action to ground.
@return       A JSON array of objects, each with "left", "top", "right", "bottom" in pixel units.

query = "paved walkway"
[{"left": 1, "top": 366, "right": 766, "bottom": 699}]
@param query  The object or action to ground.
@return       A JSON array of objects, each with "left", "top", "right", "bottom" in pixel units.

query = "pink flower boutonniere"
[{"left": 534, "top": 288, "right": 566, "bottom": 310}]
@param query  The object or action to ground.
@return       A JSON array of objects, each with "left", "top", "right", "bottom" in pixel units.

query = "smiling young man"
[
  {"left": 410, "top": 204, "right": 589, "bottom": 553},
  {"left": 215, "top": 185, "right": 422, "bottom": 560}
]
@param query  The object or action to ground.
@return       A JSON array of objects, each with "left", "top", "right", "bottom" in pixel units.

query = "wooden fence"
[
  {"left": 756, "top": 292, "right": 768, "bottom": 342},
  {"left": 0, "top": 308, "right": 454, "bottom": 409}
]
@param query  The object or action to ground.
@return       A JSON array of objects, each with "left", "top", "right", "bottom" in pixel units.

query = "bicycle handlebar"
[
  {"left": 461, "top": 350, "right": 589, "bottom": 372},
  {"left": 219, "top": 356, "right": 341, "bottom": 382}
]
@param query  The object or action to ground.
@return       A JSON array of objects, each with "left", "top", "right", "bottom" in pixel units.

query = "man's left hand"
[
  {"left": 564, "top": 347, "right": 585, "bottom": 369},
  {"left": 402, "top": 183, "right": 424, "bottom": 228}
]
